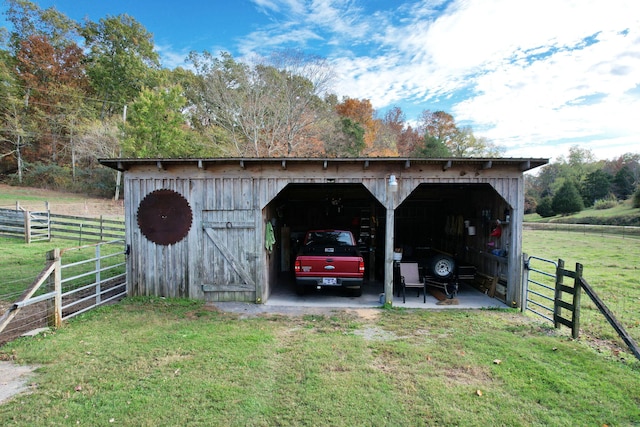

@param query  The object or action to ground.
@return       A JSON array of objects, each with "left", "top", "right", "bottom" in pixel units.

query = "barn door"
[{"left": 201, "top": 210, "right": 257, "bottom": 298}]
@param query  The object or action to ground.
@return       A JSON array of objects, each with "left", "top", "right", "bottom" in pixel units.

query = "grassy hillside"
[{"left": 525, "top": 199, "right": 640, "bottom": 225}]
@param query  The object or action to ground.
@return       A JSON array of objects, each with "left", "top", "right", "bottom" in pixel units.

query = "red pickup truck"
[{"left": 293, "top": 230, "right": 365, "bottom": 296}]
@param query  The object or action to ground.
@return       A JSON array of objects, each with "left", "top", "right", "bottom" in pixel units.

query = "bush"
[
  {"left": 536, "top": 196, "right": 555, "bottom": 217},
  {"left": 552, "top": 181, "right": 584, "bottom": 215},
  {"left": 633, "top": 187, "right": 640, "bottom": 208},
  {"left": 593, "top": 195, "right": 618, "bottom": 210}
]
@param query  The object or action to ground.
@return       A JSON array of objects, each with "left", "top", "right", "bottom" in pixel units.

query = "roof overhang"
[{"left": 99, "top": 157, "right": 549, "bottom": 173}]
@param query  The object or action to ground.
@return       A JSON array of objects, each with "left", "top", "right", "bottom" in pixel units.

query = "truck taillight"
[
  {"left": 294, "top": 259, "right": 301, "bottom": 272},
  {"left": 358, "top": 259, "right": 365, "bottom": 273}
]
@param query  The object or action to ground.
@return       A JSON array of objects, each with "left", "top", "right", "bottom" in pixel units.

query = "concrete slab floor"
[{"left": 211, "top": 280, "right": 508, "bottom": 316}]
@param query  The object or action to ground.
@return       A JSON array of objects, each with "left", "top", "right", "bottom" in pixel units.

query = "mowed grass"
[
  {"left": 0, "top": 298, "right": 639, "bottom": 426},
  {"left": 522, "top": 229, "right": 640, "bottom": 348}
]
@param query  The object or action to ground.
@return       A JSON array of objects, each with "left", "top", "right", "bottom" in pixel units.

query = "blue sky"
[{"left": 3, "top": 0, "right": 640, "bottom": 160}]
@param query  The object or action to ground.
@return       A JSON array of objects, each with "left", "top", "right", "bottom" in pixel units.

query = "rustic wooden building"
[{"left": 99, "top": 157, "right": 547, "bottom": 307}]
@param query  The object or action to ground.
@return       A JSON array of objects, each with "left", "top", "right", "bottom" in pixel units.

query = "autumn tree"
[
  {"left": 335, "top": 97, "right": 381, "bottom": 154},
  {"left": 15, "top": 34, "right": 90, "bottom": 162},
  {"left": 189, "top": 51, "right": 329, "bottom": 157},
  {"left": 419, "top": 110, "right": 457, "bottom": 144}
]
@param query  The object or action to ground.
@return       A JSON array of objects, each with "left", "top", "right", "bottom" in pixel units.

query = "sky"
[{"left": 3, "top": 0, "right": 640, "bottom": 161}]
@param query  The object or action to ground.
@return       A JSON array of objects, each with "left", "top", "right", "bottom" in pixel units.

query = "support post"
[
  {"left": 521, "top": 253, "right": 530, "bottom": 313},
  {"left": 24, "top": 210, "right": 31, "bottom": 243},
  {"left": 384, "top": 183, "right": 396, "bottom": 306},
  {"left": 553, "top": 259, "right": 564, "bottom": 329},
  {"left": 571, "top": 263, "right": 582, "bottom": 339},
  {"left": 49, "top": 248, "right": 62, "bottom": 328}
]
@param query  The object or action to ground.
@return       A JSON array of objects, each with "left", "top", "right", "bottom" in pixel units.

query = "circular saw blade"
[{"left": 137, "top": 189, "right": 193, "bottom": 245}]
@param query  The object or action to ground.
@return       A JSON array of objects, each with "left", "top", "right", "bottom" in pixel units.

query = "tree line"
[
  {"left": 525, "top": 146, "right": 640, "bottom": 221},
  {"left": 0, "top": 1, "right": 502, "bottom": 195}
]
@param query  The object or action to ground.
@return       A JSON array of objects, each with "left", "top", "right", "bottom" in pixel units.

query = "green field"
[
  {"left": 0, "top": 298, "right": 638, "bottom": 426},
  {"left": 0, "top": 188, "right": 639, "bottom": 425},
  {"left": 524, "top": 198, "right": 640, "bottom": 224}
]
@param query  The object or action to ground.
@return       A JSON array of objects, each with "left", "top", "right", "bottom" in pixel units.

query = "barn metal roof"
[{"left": 99, "top": 157, "right": 548, "bottom": 173}]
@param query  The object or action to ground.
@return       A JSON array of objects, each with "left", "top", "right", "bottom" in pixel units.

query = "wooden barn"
[{"left": 99, "top": 157, "right": 547, "bottom": 307}]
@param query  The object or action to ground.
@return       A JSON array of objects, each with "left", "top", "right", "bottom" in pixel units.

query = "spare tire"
[{"left": 429, "top": 254, "right": 455, "bottom": 279}]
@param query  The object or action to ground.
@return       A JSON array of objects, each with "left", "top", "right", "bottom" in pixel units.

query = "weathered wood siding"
[{"left": 121, "top": 159, "right": 534, "bottom": 306}]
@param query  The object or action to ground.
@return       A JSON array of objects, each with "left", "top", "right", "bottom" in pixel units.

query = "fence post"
[
  {"left": 553, "top": 259, "right": 564, "bottom": 329},
  {"left": 521, "top": 253, "right": 530, "bottom": 313},
  {"left": 571, "top": 263, "right": 583, "bottom": 339},
  {"left": 47, "top": 248, "right": 62, "bottom": 328},
  {"left": 23, "top": 210, "right": 31, "bottom": 243},
  {"left": 95, "top": 244, "right": 101, "bottom": 305}
]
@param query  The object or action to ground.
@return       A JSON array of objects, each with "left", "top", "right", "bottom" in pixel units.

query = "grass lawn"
[{"left": 0, "top": 298, "right": 639, "bottom": 426}]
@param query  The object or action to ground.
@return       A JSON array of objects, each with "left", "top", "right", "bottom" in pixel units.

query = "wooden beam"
[
  {"left": 519, "top": 160, "right": 531, "bottom": 171},
  {"left": 482, "top": 161, "right": 493, "bottom": 170}
]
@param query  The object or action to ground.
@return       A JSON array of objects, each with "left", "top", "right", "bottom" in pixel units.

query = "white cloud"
[{"left": 164, "top": 0, "right": 640, "bottom": 160}]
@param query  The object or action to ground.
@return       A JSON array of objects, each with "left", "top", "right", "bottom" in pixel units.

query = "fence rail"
[
  {"left": 50, "top": 213, "right": 125, "bottom": 244},
  {"left": 0, "top": 240, "right": 128, "bottom": 345},
  {"left": 0, "top": 207, "right": 124, "bottom": 244},
  {"left": 524, "top": 222, "right": 640, "bottom": 238}
]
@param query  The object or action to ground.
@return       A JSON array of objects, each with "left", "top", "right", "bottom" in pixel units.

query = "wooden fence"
[
  {"left": 522, "top": 254, "right": 640, "bottom": 360},
  {"left": 0, "top": 208, "right": 51, "bottom": 243},
  {"left": 0, "top": 240, "right": 128, "bottom": 345},
  {"left": 0, "top": 207, "right": 124, "bottom": 244}
]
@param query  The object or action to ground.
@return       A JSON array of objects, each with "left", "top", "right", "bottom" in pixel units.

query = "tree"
[
  {"left": 418, "top": 110, "right": 503, "bottom": 157},
  {"left": 552, "top": 180, "right": 584, "bottom": 215},
  {"left": 326, "top": 118, "right": 365, "bottom": 157},
  {"left": 581, "top": 169, "right": 612, "bottom": 206},
  {"left": 613, "top": 165, "right": 636, "bottom": 199},
  {"left": 82, "top": 14, "right": 160, "bottom": 116},
  {"left": 415, "top": 135, "right": 450, "bottom": 157},
  {"left": 335, "top": 97, "right": 380, "bottom": 154},
  {"left": 122, "top": 85, "right": 202, "bottom": 158},
  {"left": 15, "top": 34, "right": 89, "bottom": 163},
  {"left": 189, "top": 51, "right": 329, "bottom": 157},
  {"left": 536, "top": 196, "right": 554, "bottom": 217},
  {"left": 419, "top": 110, "right": 457, "bottom": 143},
  {"left": 5, "top": 0, "right": 79, "bottom": 52}
]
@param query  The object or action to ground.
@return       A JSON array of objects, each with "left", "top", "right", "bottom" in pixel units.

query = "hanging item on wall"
[
  {"left": 489, "top": 220, "right": 502, "bottom": 238},
  {"left": 137, "top": 189, "right": 193, "bottom": 246}
]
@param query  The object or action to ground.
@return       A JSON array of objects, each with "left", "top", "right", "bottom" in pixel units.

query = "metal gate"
[{"left": 522, "top": 255, "right": 557, "bottom": 322}]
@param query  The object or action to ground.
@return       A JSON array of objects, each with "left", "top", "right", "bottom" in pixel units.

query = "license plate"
[{"left": 322, "top": 277, "right": 337, "bottom": 285}]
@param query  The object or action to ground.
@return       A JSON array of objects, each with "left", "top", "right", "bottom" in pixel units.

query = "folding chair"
[{"left": 399, "top": 262, "right": 426, "bottom": 303}]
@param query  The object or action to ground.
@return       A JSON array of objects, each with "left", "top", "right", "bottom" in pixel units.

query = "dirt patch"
[
  {"left": 0, "top": 184, "right": 124, "bottom": 217},
  {"left": 0, "top": 361, "right": 37, "bottom": 404}
]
